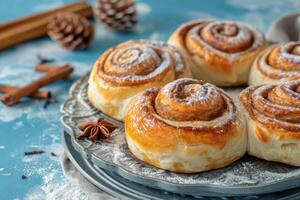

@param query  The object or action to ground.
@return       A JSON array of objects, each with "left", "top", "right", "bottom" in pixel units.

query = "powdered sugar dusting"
[
  {"left": 280, "top": 42, "right": 300, "bottom": 64},
  {"left": 22, "top": 140, "right": 89, "bottom": 200},
  {"left": 257, "top": 44, "right": 300, "bottom": 80},
  {"left": 25, "top": 173, "right": 88, "bottom": 200},
  {"left": 246, "top": 82, "right": 300, "bottom": 130},
  {"left": 184, "top": 20, "right": 265, "bottom": 62},
  {"left": 99, "top": 40, "right": 186, "bottom": 84},
  {"left": 154, "top": 79, "right": 238, "bottom": 130},
  {"left": 207, "top": 22, "right": 252, "bottom": 45}
]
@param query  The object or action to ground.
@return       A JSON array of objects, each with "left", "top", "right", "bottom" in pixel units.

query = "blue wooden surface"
[{"left": 0, "top": 0, "right": 299, "bottom": 199}]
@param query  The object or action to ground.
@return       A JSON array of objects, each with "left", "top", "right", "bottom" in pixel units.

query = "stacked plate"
[{"left": 61, "top": 73, "right": 300, "bottom": 199}]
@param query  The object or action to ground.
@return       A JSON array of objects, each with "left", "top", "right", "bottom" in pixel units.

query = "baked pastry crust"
[
  {"left": 249, "top": 42, "right": 300, "bottom": 86},
  {"left": 239, "top": 80, "right": 300, "bottom": 166},
  {"left": 168, "top": 19, "right": 266, "bottom": 87},
  {"left": 125, "top": 78, "right": 247, "bottom": 173},
  {"left": 88, "top": 40, "right": 191, "bottom": 121}
]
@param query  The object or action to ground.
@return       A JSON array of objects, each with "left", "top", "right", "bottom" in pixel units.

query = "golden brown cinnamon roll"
[
  {"left": 239, "top": 80, "right": 300, "bottom": 166},
  {"left": 88, "top": 40, "right": 191, "bottom": 121},
  {"left": 249, "top": 42, "right": 300, "bottom": 85},
  {"left": 125, "top": 78, "right": 247, "bottom": 173},
  {"left": 168, "top": 19, "right": 267, "bottom": 86}
]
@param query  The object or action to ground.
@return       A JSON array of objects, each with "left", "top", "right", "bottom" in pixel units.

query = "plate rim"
[{"left": 62, "top": 130, "right": 300, "bottom": 199}]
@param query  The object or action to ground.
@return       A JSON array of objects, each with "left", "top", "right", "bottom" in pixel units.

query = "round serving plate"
[
  {"left": 60, "top": 73, "right": 300, "bottom": 197},
  {"left": 62, "top": 131, "right": 300, "bottom": 200}
]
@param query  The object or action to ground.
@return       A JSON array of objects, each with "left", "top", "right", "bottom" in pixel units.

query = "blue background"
[{"left": 0, "top": 0, "right": 299, "bottom": 199}]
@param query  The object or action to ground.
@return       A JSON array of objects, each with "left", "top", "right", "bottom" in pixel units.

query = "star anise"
[{"left": 77, "top": 118, "right": 117, "bottom": 141}]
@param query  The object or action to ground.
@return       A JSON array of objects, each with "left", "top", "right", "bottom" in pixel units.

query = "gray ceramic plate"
[
  {"left": 62, "top": 131, "right": 300, "bottom": 200},
  {"left": 60, "top": 73, "right": 300, "bottom": 196}
]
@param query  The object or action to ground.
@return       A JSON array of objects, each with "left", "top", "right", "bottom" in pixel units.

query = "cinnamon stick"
[
  {"left": 0, "top": 85, "right": 51, "bottom": 99},
  {"left": 0, "top": 1, "right": 93, "bottom": 50},
  {"left": 0, "top": 2, "right": 91, "bottom": 31},
  {"left": 35, "top": 64, "right": 71, "bottom": 79},
  {"left": 1, "top": 65, "right": 73, "bottom": 106},
  {"left": 35, "top": 64, "right": 67, "bottom": 73}
]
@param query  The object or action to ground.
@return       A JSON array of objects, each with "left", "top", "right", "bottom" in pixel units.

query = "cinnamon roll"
[
  {"left": 239, "top": 80, "right": 300, "bottom": 166},
  {"left": 168, "top": 19, "right": 267, "bottom": 86},
  {"left": 88, "top": 40, "right": 191, "bottom": 121},
  {"left": 125, "top": 78, "right": 247, "bottom": 173},
  {"left": 249, "top": 42, "right": 300, "bottom": 86}
]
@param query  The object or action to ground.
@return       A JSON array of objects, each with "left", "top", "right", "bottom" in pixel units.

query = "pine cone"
[
  {"left": 47, "top": 12, "right": 94, "bottom": 50},
  {"left": 95, "top": 0, "right": 138, "bottom": 32}
]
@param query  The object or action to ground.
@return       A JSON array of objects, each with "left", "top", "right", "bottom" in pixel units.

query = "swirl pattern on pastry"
[
  {"left": 88, "top": 40, "right": 191, "bottom": 121},
  {"left": 184, "top": 20, "right": 261, "bottom": 55},
  {"left": 249, "top": 42, "right": 300, "bottom": 85},
  {"left": 168, "top": 19, "right": 266, "bottom": 86},
  {"left": 97, "top": 40, "right": 188, "bottom": 86},
  {"left": 239, "top": 80, "right": 300, "bottom": 166},
  {"left": 125, "top": 78, "right": 246, "bottom": 173},
  {"left": 240, "top": 80, "right": 300, "bottom": 133}
]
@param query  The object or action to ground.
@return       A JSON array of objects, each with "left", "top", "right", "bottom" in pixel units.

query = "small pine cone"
[
  {"left": 47, "top": 12, "right": 94, "bottom": 50},
  {"left": 95, "top": 0, "right": 138, "bottom": 32}
]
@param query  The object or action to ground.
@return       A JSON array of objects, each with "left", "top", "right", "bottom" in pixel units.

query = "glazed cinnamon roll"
[
  {"left": 239, "top": 81, "right": 300, "bottom": 166},
  {"left": 249, "top": 42, "right": 300, "bottom": 85},
  {"left": 168, "top": 19, "right": 267, "bottom": 86},
  {"left": 88, "top": 40, "right": 191, "bottom": 121},
  {"left": 125, "top": 78, "right": 247, "bottom": 173}
]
